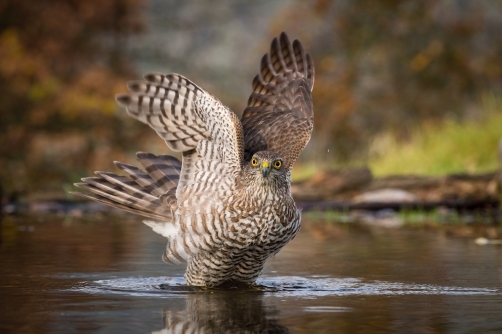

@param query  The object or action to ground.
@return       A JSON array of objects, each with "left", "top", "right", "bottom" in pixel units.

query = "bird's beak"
[{"left": 261, "top": 161, "right": 270, "bottom": 177}]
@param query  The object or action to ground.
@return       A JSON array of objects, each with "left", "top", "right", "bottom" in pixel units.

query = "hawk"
[{"left": 71, "top": 33, "right": 314, "bottom": 287}]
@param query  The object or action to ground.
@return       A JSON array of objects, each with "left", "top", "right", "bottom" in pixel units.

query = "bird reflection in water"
[{"left": 152, "top": 288, "right": 289, "bottom": 334}]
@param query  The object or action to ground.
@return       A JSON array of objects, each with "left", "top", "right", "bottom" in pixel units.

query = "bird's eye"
[
  {"left": 273, "top": 160, "right": 282, "bottom": 169},
  {"left": 251, "top": 158, "right": 258, "bottom": 166}
]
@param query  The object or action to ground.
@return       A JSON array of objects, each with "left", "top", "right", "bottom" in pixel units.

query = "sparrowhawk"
[{"left": 72, "top": 33, "right": 314, "bottom": 287}]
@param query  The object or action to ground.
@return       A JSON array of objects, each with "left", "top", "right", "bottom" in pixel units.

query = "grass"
[
  {"left": 304, "top": 209, "right": 352, "bottom": 223},
  {"left": 291, "top": 162, "right": 321, "bottom": 182},
  {"left": 369, "top": 96, "right": 502, "bottom": 176},
  {"left": 304, "top": 207, "right": 497, "bottom": 226},
  {"left": 397, "top": 208, "right": 498, "bottom": 226}
]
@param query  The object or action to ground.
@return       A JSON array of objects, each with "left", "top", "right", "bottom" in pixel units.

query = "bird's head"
[{"left": 242, "top": 151, "right": 288, "bottom": 190}]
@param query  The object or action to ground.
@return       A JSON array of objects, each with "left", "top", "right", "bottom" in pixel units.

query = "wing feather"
[
  {"left": 116, "top": 73, "right": 244, "bottom": 198},
  {"left": 241, "top": 32, "right": 315, "bottom": 170},
  {"left": 71, "top": 152, "right": 182, "bottom": 219}
]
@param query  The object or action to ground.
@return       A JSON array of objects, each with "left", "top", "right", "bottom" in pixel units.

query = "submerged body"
[{"left": 72, "top": 33, "right": 314, "bottom": 287}]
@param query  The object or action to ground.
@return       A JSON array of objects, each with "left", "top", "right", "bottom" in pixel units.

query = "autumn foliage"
[
  {"left": 0, "top": 0, "right": 145, "bottom": 195},
  {"left": 277, "top": 0, "right": 502, "bottom": 161},
  {"left": 1, "top": 0, "right": 502, "bottom": 196}
]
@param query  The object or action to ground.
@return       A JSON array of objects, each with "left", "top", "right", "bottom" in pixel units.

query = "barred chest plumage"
[
  {"left": 225, "top": 187, "right": 301, "bottom": 248},
  {"left": 172, "top": 179, "right": 302, "bottom": 287}
]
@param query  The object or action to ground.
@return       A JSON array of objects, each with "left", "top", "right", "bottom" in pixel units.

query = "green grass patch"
[
  {"left": 369, "top": 96, "right": 502, "bottom": 176},
  {"left": 291, "top": 162, "right": 321, "bottom": 182},
  {"left": 304, "top": 209, "right": 352, "bottom": 223}
]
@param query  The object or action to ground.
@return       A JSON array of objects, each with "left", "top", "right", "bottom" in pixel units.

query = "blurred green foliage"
[
  {"left": 277, "top": 0, "right": 502, "bottom": 163},
  {"left": 369, "top": 93, "right": 502, "bottom": 176}
]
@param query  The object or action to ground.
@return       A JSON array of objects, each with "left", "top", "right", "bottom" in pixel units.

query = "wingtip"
[
  {"left": 306, "top": 53, "right": 315, "bottom": 88},
  {"left": 136, "top": 151, "right": 155, "bottom": 159},
  {"left": 81, "top": 176, "right": 101, "bottom": 182},
  {"left": 113, "top": 161, "right": 131, "bottom": 171},
  {"left": 68, "top": 191, "right": 84, "bottom": 197},
  {"left": 260, "top": 53, "right": 269, "bottom": 65},
  {"left": 95, "top": 171, "right": 116, "bottom": 178},
  {"left": 271, "top": 35, "right": 279, "bottom": 47},
  {"left": 292, "top": 38, "right": 304, "bottom": 52},
  {"left": 115, "top": 94, "right": 131, "bottom": 107},
  {"left": 279, "top": 32, "right": 290, "bottom": 44},
  {"left": 144, "top": 72, "right": 162, "bottom": 82},
  {"left": 126, "top": 80, "right": 142, "bottom": 92}
]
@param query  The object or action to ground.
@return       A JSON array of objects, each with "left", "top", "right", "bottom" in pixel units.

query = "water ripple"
[{"left": 72, "top": 276, "right": 499, "bottom": 298}]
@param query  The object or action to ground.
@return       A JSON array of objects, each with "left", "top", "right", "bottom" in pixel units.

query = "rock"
[
  {"left": 353, "top": 188, "right": 417, "bottom": 203},
  {"left": 475, "top": 237, "right": 502, "bottom": 245},
  {"left": 367, "top": 175, "right": 440, "bottom": 190},
  {"left": 292, "top": 168, "right": 373, "bottom": 201}
]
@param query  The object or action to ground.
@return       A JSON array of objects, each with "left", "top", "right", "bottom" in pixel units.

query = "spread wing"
[
  {"left": 116, "top": 73, "right": 246, "bottom": 265},
  {"left": 70, "top": 153, "right": 180, "bottom": 220},
  {"left": 116, "top": 73, "right": 244, "bottom": 199},
  {"left": 241, "top": 32, "right": 315, "bottom": 171}
]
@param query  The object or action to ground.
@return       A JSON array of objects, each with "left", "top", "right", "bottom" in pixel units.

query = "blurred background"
[{"left": 1, "top": 0, "right": 502, "bottom": 200}]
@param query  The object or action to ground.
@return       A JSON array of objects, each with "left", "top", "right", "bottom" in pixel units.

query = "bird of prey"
[{"left": 71, "top": 32, "right": 314, "bottom": 287}]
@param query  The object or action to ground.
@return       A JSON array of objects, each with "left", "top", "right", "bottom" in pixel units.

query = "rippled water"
[{"left": 1, "top": 213, "right": 501, "bottom": 333}]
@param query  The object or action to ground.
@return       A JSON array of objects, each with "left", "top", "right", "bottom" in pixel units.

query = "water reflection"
[
  {"left": 154, "top": 291, "right": 288, "bottom": 334},
  {"left": 0, "top": 213, "right": 501, "bottom": 333},
  {"left": 74, "top": 274, "right": 498, "bottom": 334}
]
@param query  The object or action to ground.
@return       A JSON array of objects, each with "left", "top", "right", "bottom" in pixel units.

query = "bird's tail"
[{"left": 70, "top": 152, "right": 181, "bottom": 221}]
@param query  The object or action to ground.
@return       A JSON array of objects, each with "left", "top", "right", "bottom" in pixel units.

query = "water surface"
[{"left": 1, "top": 213, "right": 501, "bottom": 333}]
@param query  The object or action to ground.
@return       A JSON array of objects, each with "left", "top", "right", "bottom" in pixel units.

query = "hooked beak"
[{"left": 261, "top": 161, "right": 270, "bottom": 177}]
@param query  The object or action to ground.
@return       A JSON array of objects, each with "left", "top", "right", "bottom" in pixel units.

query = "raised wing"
[
  {"left": 241, "top": 32, "right": 315, "bottom": 171},
  {"left": 116, "top": 73, "right": 244, "bottom": 198}
]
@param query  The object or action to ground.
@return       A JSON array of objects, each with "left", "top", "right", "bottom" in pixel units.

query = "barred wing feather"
[
  {"left": 241, "top": 32, "right": 315, "bottom": 171},
  {"left": 70, "top": 153, "right": 182, "bottom": 220},
  {"left": 116, "top": 73, "right": 244, "bottom": 197}
]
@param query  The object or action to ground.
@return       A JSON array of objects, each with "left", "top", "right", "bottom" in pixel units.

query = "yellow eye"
[
  {"left": 273, "top": 160, "right": 282, "bottom": 169},
  {"left": 251, "top": 158, "right": 258, "bottom": 166}
]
